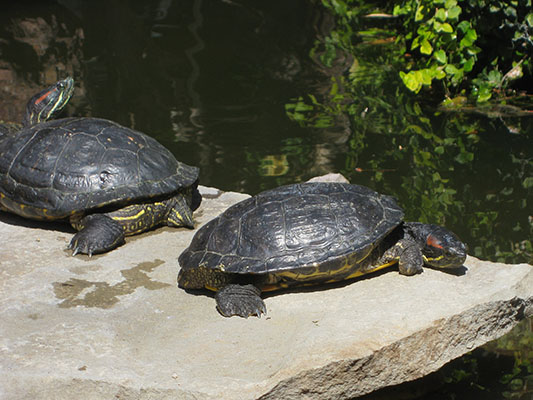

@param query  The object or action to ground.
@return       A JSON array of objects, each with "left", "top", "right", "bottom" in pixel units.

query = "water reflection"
[{"left": 0, "top": 0, "right": 531, "bottom": 265}]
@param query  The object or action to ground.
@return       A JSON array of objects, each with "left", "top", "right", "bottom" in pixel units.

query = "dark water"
[{"left": 0, "top": 1, "right": 531, "bottom": 399}]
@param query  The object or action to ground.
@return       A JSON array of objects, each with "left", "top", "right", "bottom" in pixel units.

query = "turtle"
[
  {"left": 178, "top": 182, "right": 467, "bottom": 318},
  {"left": 0, "top": 77, "right": 201, "bottom": 255}
]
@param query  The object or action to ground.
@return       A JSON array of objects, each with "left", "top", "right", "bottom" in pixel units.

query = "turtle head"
[
  {"left": 22, "top": 77, "right": 75, "bottom": 127},
  {"left": 408, "top": 223, "right": 468, "bottom": 269}
]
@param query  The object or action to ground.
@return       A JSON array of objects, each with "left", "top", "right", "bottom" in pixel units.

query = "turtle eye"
[{"left": 426, "top": 234, "right": 444, "bottom": 249}]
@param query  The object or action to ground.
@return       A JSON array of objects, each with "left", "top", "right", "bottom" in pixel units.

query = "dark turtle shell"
[
  {"left": 179, "top": 182, "right": 404, "bottom": 281},
  {"left": 0, "top": 117, "right": 199, "bottom": 219}
]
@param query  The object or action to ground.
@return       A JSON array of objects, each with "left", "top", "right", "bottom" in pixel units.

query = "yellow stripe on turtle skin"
[
  {"left": 167, "top": 210, "right": 183, "bottom": 226},
  {"left": 106, "top": 202, "right": 172, "bottom": 235},
  {"left": 267, "top": 256, "right": 399, "bottom": 291},
  {"left": 343, "top": 259, "right": 397, "bottom": 280},
  {"left": 273, "top": 253, "right": 367, "bottom": 284},
  {"left": 41, "top": 88, "right": 66, "bottom": 122},
  {"left": 423, "top": 255, "right": 444, "bottom": 263},
  {"left": 260, "top": 282, "right": 290, "bottom": 292},
  {"left": 110, "top": 209, "right": 146, "bottom": 221}
]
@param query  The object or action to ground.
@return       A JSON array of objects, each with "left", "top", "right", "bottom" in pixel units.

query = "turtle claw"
[
  {"left": 69, "top": 214, "right": 124, "bottom": 256},
  {"left": 68, "top": 235, "right": 94, "bottom": 257},
  {"left": 215, "top": 284, "right": 266, "bottom": 318},
  {"left": 69, "top": 243, "right": 79, "bottom": 257}
]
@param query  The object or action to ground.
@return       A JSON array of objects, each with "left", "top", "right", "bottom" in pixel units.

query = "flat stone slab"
[{"left": 0, "top": 186, "right": 531, "bottom": 400}]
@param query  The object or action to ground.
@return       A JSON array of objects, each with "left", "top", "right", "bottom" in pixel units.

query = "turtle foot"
[
  {"left": 69, "top": 214, "right": 124, "bottom": 256},
  {"left": 215, "top": 284, "right": 266, "bottom": 318}
]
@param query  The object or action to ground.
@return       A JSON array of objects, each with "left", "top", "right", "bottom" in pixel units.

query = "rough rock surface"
[{"left": 0, "top": 183, "right": 531, "bottom": 400}]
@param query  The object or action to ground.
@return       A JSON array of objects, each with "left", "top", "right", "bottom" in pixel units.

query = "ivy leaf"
[
  {"left": 457, "top": 20, "right": 470, "bottom": 33},
  {"left": 435, "top": 22, "right": 454, "bottom": 33},
  {"left": 445, "top": 64, "right": 460, "bottom": 75},
  {"left": 526, "top": 13, "right": 533, "bottom": 27},
  {"left": 420, "top": 68, "right": 433, "bottom": 85},
  {"left": 504, "top": 6, "right": 517, "bottom": 19},
  {"left": 487, "top": 69, "right": 502, "bottom": 85},
  {"left": 463, "top": 57, "right": 475, "bottom": 72},
  {"left": 415, "top": 5, "right": 426, "bottom": 21},
  {"left": 435, "top": 8, "right": 447, "bottom": 22},
  {"left": 411, "top": 36, "right": 421, "bottom": 50},
  {"left": 476, "top": 84, "right": 492, "bottom": 102},
  {"left": 400, "top": 71, "right": 423, "bottom": 93},
  {"left": 434, "top": 49, "right": 447, "bottom": 64},
  {"left": 455, "top": 151, "right": 474, "bottom": 164},
  {"left": 445, "top": 0, "right": 457, "bottom": 8},
  {"left": 420, "top": 38, "right": 433, "bottom": 54},
  {"left": 447, "top": 6, "right": 461, "bottom": 20},
  {"left": 433, "top": 67, "right": 446, "bottom": 79},
  {"left": 460, "top": 28, "right": 477, "bottom": 46}
]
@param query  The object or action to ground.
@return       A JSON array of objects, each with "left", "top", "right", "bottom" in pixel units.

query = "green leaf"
[
  {"left": 455, "top": 151, "right": 474, "bottom": 164},
  {"left": 433, "top": 67, "right": 446, "bottom": 79},
  {"left": 393, "top": 5, "right": 403, "bottom": 16},
  {"left": 476, "top": 84, "right": 492, "bottom": 102},
  {"left": 435, "top": 22, "right": 454, "bottom": 33},
  {"left": 435, "top": 8, "right": 447, "bottom": 22},
  {"left": 504, "top": 6, "right": 517, "bottom": 19},
  {"left": 400, "top": 71, "right": 423, "bottom": 93},
  {"left": 411, "top": 36, "right": 421, "bottom": 50},
  {"left": 523, "top": 177, "right": 533, "bottom": 189},
  {"left": 445, "top": 64, "right": 464, "bottom": 85},
  {"left": 445, "top": 64, "right": 460, "bottom": 75},
  {"left": 526, "top": 13, "right": 533, "bottom": 27},
  {"left": 434, "top": 49, "right": 447, "bottom": 64},
  {"left": 463, "top": 57, "right": 475, "bottom": 72},
  {"left": 445, "top": 0, "right": 457, "bottom": 8},
  {"left": 457, "top": 21, "right": 470, "bottom": 33},
  {"left": 487, "top": 69, "right": 502, "bottom": 85},
  {"left": 447, "top": 6, "right": 461, "bottom": 20},
  {"left": 460, "top": 28, "right": 477, "bottom": 46},
  {"left": 415, "top": 5, "right": 425, "bottom": 22},
  {"left": 420, "top": 38, "right": 433, "bottom": 54},
  {"left": 420, "top": 68, "right": 433, "bottom": 85}
]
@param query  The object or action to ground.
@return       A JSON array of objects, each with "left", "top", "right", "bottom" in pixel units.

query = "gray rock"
[
  {"left": 0, "top": 186, "right": 531, "bottom": 400},
  {"left": 306, "top": 173, "right": 350, "bottom": 183},
  {"left": 198, "top": 185, "right": 223, "bottom": 199}
]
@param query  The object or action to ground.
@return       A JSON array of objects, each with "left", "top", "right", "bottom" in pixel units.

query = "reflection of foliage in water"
[
  {"left": 439, "top": 318, "right": 533, "bottom": 400},
  {"left": 284, "top": 2, "right": 532, "bottom": 265},
  {"left": 484, "top": 318, "right": 533, "bottom": 399}
]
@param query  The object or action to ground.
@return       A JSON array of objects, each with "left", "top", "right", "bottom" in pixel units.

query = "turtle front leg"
[
  {"left": 398, "top": 243, "right": 424, "bottom": 275},
  {"left": 376, "top": 236, "right": 423, "bottom": 276},
  {"left": 69, "top": 214, "right": 125, "bottom": 256},
  {"left": 215, "top": 284, "right": 267, "bottom": 318}
]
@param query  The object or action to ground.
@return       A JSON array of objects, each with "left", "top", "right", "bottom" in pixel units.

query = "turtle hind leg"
[
  {"left": 167, "top": 194, "right": 195, "bottom": 228},
  {"left": 215, "top": 284, "right": 266, "bottom": 318},
  {"left": 69, "top": 214, "right": 124, "bottom": 256}
]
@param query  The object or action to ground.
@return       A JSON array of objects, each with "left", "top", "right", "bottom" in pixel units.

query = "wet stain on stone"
[
  {"left": 53, "top": 259, "right": 171, "bottom": 309},
  {"left": 69, "top": 264, "right": 103, "bottom": 275}
]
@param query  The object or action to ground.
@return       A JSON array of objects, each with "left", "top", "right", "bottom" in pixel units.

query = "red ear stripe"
[
  {"left": 35, "top": 89, "right": 56, "bottom": 105},
  {"left": 426, "top": 235, "right": 444, "bottom": 249}
]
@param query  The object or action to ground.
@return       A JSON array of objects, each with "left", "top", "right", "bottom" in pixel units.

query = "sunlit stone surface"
[{"left": 1, "top": 177, "right": 531, "bottom": 400}]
